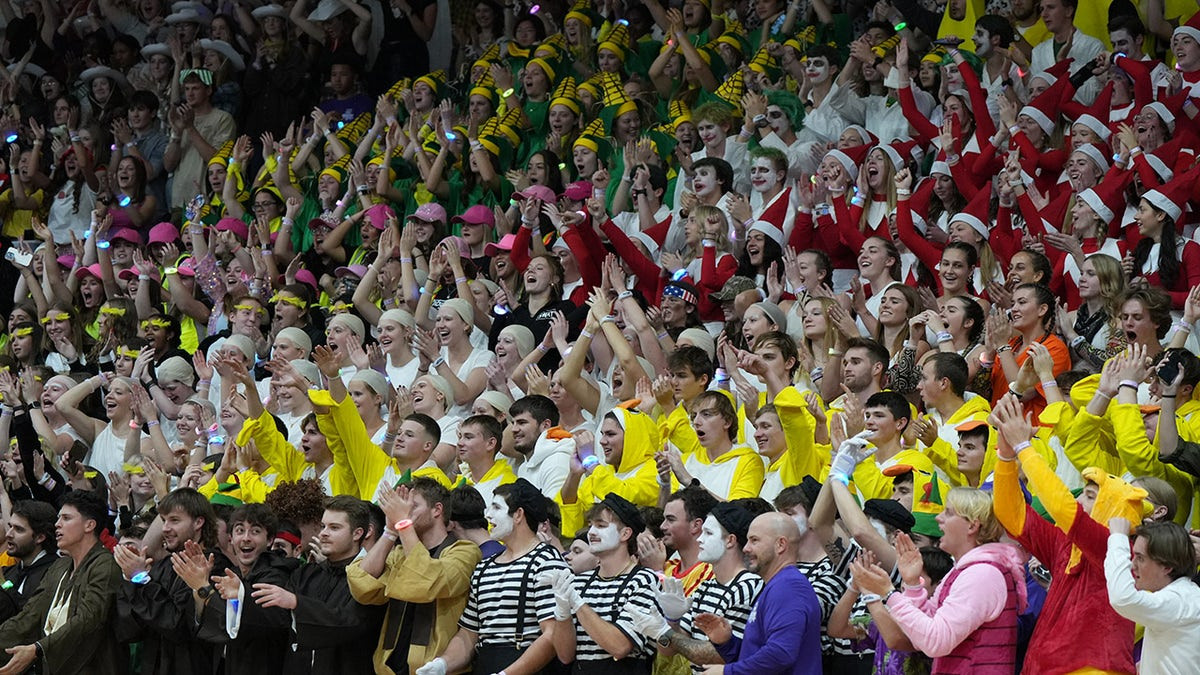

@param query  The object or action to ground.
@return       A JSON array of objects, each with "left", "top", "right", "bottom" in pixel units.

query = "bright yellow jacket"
[
  {"left": 310, "top": 389, "right": 450, "bottom": 501},
  {"left": 465, "top": 458, "right": 517, "bottom": 503},
  {"left": 1062, "top": 409, "right": 1125, "bottom": 477},
  {"left": 237, "top": 409, "right": 356, "bottom": 496},
  {"left": 1111, "top": 402, "right": 1196, "bottom": 526},
  {"left": 921, "top": 395, "right": 997, "bottom": 487},
  {"left": 558, "top": 406, "right": 660, "bottom": 536},
  {"left": 198, "top": 467, "right": 277, "bottom": 504},
  {"left": 768, "top": 386, "right": 830, "bottom": 489},
  {"left": 851, "top": 447, "right": 936, "bottom": 503},
  {"left": 682, "top": 443, "right": 765, "bottom": 500}
]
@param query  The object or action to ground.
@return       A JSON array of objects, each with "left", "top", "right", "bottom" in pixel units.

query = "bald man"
[{"left": 695, "top": 513, "right": 822, "bottom": 675}]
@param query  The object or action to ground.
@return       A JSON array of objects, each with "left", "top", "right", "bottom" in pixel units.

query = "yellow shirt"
[
  {"left": 237, "top": 409, "right": 356, "bottom": 496},
  {"left": 921, "top": 395, "right": 997, "bottom": 488},
  {"left": 310, "top": 389, "right": 450, "bottom": 501},
  {"left": 559, "top": 406, "right": 660, "bottom": 536},
  {"left": 0, "top": 188, "right": 44, "bottom": 238}
]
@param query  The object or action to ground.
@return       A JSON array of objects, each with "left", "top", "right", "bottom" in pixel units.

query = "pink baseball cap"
[
  {"left": 108, "top": 227, "right": 141, "bottom": 245},
  {"left": 511, "top": 185, "right": 556, "bottom": 204},
  {"left": 215, "top": 217, "right": 249, "bottom": 241},
  {"left": 363, "top": 203, "right": 395, "bottom": 231},
  {"left": 175, "top": 257, "right": 196, "bottom": 277},
  {"left": 74, "top": 263, "right": 103, "bottom": 280},
  {"left": 441, "top": 235, "right": 472, "bottom": 259},
  {"left": 451, "top": 204, "right": 495, "bottom": 227},
  {"left": 293, "top": 269, "right": 318, "bottom": 291},
  {"left": 119, "top": 267, "right": 160, "bottom": 281},
  {"left": 484, "top": 233, "right": 517, "bottom": 257},
  {"left": 407, "top": 202, "right": 447, "bottom": 224},
  {"left": 563, "top": 181, "right": 592, "bottom": 201},
  {"left": 148, "top": 222, "right": 180, "bottom": 245},
  {"left": 56, "top": 254, "right": 75, "bottom": 268},
  {"left": 334, "top": 264, "right": 368, "bottom": 279}
]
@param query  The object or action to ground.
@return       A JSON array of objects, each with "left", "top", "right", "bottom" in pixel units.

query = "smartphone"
[
  {"left": 1159, "top": 350, "right": 1185, "bottom": 385},
  {"left": 4, "top": 248, "right": 31, "bottom": 267}
]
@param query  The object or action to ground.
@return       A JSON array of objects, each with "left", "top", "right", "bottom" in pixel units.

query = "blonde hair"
[
  {"left": 687, "top": 204, "right": 731, "bottom": 261},
  {"left": 802, "top": 296, "right": 840, "bottom": 358},
  {"left": 857, "top": 149, "right": 897, "bottom": 232},
  {"left": 945, "top": 487, "right": 1005, "bottom": 545},
  {"left": 1088, "top": 253, "right": 1126, "bottom": 324}
]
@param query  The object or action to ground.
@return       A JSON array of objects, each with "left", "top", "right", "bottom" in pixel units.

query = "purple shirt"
[{"left": 716, "top": 565, "right": 822, "bottom": 675}]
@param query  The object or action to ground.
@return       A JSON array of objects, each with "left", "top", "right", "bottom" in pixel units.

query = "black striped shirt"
[
  {"left": 796, "top": 557, "right": 854, "bottom": 656},
  {"left": 573, "top": 565, "right": 660, "bottom": 662},
  {"left": 677, "top": 570, "right": 762, "bottom": 672},
  {"left": 459, "top": 543, "right": 569, "bottom": 648}
]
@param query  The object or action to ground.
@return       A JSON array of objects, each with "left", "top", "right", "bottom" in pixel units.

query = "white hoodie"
[{"left": 515, "top": 427, "right": 576, "bottom": 498}]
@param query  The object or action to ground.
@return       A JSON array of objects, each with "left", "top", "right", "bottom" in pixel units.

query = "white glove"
[
  {"left": 829, "top": 431, "right": 876, "bottom": 481},
  {"left": 627, "top": 605, "right": 671, "bottom": 640},
  {"left": 536, "top": 569, "right": 583, "bottom": 620},
  {"left": 416, "top": 658, "right": 447, "bottom": 675},
  {"left": 656, "top": 575, "right": 691, "bottom": 621}
]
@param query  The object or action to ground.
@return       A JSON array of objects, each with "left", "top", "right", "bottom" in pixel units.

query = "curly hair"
[{"left": 263, "top": 479, "right": 327, "bottom": 527}]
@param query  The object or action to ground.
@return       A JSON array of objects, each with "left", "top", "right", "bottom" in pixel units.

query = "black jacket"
[
  {"left": 197, "top": 550, "right": 299, "bottom": 675},
  {"left": 286, "top": 555, "right": 385, "bottom": 675},
  {"left": 116, "top": 548, "right": 234, "bottom": 675},
  {"left": 0, "top": 551, "right": 56, "bottom": 623}
]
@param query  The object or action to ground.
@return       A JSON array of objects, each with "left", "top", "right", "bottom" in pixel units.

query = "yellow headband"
[
  {"left": 116, "top": 347, "right": 141, "bottom": 359},
  {"left": 12, "top": 327, "right": 32, "bottom": 337},
  {"left": 141, "top": 318, "right": 171, "bottom": 331},
  {"left": 574, "top": 136, "right": 599, "bottom": 153},
  {"left": 234, "top": 303, "right": 266, "bottom": 316},
  {"left": 122, "top": 463, "right": 145, "bottom": 474},
  {"left": 202, "top": 461, "right": 216, "bottom": 471},
  {"left": 40, "top": 312, "right": 70, "bottom": 325},
  {"left": 100, "top": 306, "right": 126, "bottom": 317},
  {"left": 330, "top": 302, "right": 354, "bottom": 313},
  {"left": 271, "top": 294, "right": 308, "bottom": 310},
  {"left": 84, "top": 471, "right": 98, "bottom": 478}
]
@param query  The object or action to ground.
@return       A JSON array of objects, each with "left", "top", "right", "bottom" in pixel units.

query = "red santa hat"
[
  {"left": 879, "top": 139, "right": 920, "bottom": 172},
  {"left": 1078, "top": 170, "right": 1134, "bottom": 225},
  {"left": 1020, "top": 74, "right": 1070, "bottom": 135},
  {"left": 1173, "top": 11, "right": 1200, "bottom": 44},
  {"left": 1142, "top": 163, "right": 1200, "bottom": 222},
  {"left": 1073, "top": 141, "right": 1112, "bottom": 174},
  {"left": 825, "top": 144, "right": 871, "bottom": 179},
  {"left": 1064, "top": 81, "right": 1114, "bottom": 141},
  {"left": 948, "top": 186, "right": 992, "bottom": 241}
]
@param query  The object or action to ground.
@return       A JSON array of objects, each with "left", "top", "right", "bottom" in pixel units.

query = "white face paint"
[
  {"left": 869, "top": 518, "right": 889, "bottom": 540},
  {"left": 696, "top": 514, "right": 726, "bottom": 563},
  {"left": 792, "top": 511, "right": 809, "bottom": 538},
  {"left": 486, "top": 496, "right": 514, "bottom": 540},
  {"left": 588, "top": 523, "right": 621, "bottom": 553}
]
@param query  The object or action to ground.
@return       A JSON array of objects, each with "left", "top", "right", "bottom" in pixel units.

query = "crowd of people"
[{"left": 0, "top": 0, "right": 1196, "bottom": 672}]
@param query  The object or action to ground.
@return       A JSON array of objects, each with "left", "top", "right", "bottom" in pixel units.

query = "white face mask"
[
  {"left": 792, "top": 511, "right": 809, "bottom": 538},
  {"left": 486, "top": 496, "right": 514, "bottom": 540},
  {"left": 697, "top": 515, "right": 726, "bottom": 564},
  {"left": 588, "top": 523, "right": 621, "bottom": 553}
]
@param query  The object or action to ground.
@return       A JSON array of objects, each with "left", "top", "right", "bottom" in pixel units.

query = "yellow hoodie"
[
  {"left": 1111, "top": 402, "right": 1196, "bottom": 526},
  {"left": 558, "top": 405, "right": 660, "bottom": 535},
  {"left": 236, "top": 409, "right": 356, "bottom": 496},
  {"left": 921, "top": 395, "right": 997, "bottom": 488},
  {"left": 310, "top": 389, "right": 450, "bottom": 501},
  {"left": 763, "top": 386, "right": 830, "bottom": 501}
]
